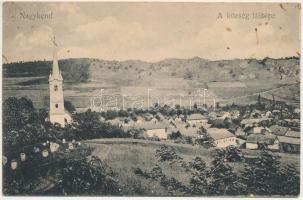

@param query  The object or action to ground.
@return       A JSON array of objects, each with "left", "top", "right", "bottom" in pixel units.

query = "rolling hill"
[{"left": 3, "top": 56, "right": 300, "bottom": 110}]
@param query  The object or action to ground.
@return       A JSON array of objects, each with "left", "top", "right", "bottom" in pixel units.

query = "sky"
[{"left": 3, "top": 2, "right": 301, "bottom": 62}]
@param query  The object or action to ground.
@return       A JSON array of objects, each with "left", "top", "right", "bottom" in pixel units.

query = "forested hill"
[{"left": 3, "top": 58, "right": 93, "bottom": 83}]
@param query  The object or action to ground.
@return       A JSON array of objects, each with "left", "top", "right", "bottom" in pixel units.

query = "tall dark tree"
[
  {"left": 242, "top": 149, "right": 282, "bottom": 195},
  {"left": 278, "top": 164, "right": 300, "bottom": 196},
  {"left": 209, "top": 151, "right": 246, "bottom": 195},
  {"left": 257, "top": 94, "right": 261, "bottom": 106},
  {"left": 64, "top": 100, "right": 76, "bottom": 113},
  {"left": 188, "top": 157, "right": 209, "bottom": 195},
  {"left": 3, "top": 97, "right": 34, "bottom": 131}
]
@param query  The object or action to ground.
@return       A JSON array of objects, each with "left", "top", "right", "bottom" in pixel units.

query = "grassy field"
[
  {"left": 84, "top": 138, "right": 300, "bottom": 196},
  {"left": 85, "top": 138, "right": 211, "bottom": 195}
]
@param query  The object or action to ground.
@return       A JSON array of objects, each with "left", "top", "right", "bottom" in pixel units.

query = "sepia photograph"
[{"left": 2, "top": 1, "right": 301, "bottom": 197}]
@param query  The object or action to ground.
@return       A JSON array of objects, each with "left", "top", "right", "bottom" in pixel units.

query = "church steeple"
[
  {"left": 49, "top": 36, "right": 71, "bottom": 127},
  {"left": 50, "top": 36, "right": 62, "bottom": 80}
]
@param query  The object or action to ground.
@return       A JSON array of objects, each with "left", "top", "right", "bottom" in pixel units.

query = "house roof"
[
  {"left": 241, "top": 118, "right": 271, "bottom": 125},
  {"left": 174, "top": 125, "right": 199, "bottom": 137},
  {"left": 246, "top": 134, "right": 277, "bottom": 145},
  {"left": 285, "top": 131, "right": 300, "bottom": 138},
  {"left": 278, "top": 136, "right": 300, "bottom": 145},
  {"left": 187, "top": 113, "right": 208, "bottom": 120},
  {"left": 235, "top": 128, "right": 246, "bottom": 136},
  {"left": 155, "top": 112, "right": 165, "bottom": 120},
  {"left": 246, "top": 126, "right": 271, "bottom": 134},
  {"left": 135, "top": 121, "right": 167, "bottom": 130},
  {"left": 269, "top": 125, "right": 289, "bottom": 136},
  {"left": 143, "top": 113, "right": 154, "bottom": 121},
  {"left": 207, "top": 128, "right": 235, "bottom": 140}
]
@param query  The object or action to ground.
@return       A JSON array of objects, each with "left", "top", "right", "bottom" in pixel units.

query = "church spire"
[{"left": 51, "top": 36, "right": 61, "bottom": 79}]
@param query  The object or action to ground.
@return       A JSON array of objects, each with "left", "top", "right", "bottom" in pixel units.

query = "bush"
[
  {"left": 169, "top": 131, "right": 182, "bottom": 140},
  {"left": 155, "top": 145, "right": 182, "bottom": 162}
]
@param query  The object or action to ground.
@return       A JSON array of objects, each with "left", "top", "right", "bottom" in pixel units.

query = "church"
[{"left": 49, "top": 37, "right": 71, "bottom": 127}]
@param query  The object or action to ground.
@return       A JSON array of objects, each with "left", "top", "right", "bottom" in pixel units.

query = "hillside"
[
  {"left": 84, "top": 138, "right": 300, "bottom": 196},
  {"left": 3, "top": 57, "right": 300, "bottom": 109}
]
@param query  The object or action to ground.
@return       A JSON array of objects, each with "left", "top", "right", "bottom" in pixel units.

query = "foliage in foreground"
[
  {"left": 3, "top": 147, "right": 120, "bottom": 196},
  {"left": 135, "top": 145, "right": 300, "bottom": 196}
]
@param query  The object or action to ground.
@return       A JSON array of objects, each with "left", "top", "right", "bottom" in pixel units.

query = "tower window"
[
  {"left": 55, "top": 104, "right": 58, "bottom": 108},
  {"left": 54, "top": 85, "right": 58, "bottom": 91}
]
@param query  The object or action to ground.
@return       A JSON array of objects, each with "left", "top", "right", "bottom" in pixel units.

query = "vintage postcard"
[{"left": 2, "top": 1, "right": 301, "bottom": 197}]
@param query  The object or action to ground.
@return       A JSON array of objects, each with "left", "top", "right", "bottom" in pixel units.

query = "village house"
[
  {"left": 235, "top": 127, "right": 246, "bottom": 137},
  {"left": 269, "top": 125, "right": 289, "bottom": 136},
  {"left": 246, "top": 126, "right": 272, "bottom": 135},
  {"left": 230, "top": 110, "right": 240, "bottom": 119},
  {"left": 241, "top": 117, "right": 272, "bottom": 128},
  {"left": 250, "top": 109, "right": 262, "bottom": 118},
  {"left": 136, "top": 121, "right": 168, "bottom": 140},
  {"left": 272, "top": 110, "right": 281, "bottom": 115},
  {"left": 285, "top": 130, "right": 300, "bottom": 138},
  {"left": 171, "top": 123, "right": 199, "bottom": 138},
  {"left": 207, "top": 128, "right": 237, "bottom": 148},
  {"left": 236, "top": 137, "right": 246, "bottom": 147},
  {"left": 277, "top": 135, "right": 300, "bottom": 153},
  {"left": 283, "top": 119, "right": 300, "bottom": 127},
  {"left": 241, "top": 117, "right": 272, "bottom": 129},
  {"left": 143, "top": 113, "right": 154, "bottom": 121},
  {"left": 217, "top": 111, "right": 231, "bottom": 120},
  {"left": 187, "top": 113, "right": 208, "bottom": 126},
  {"left": 246, "top": 134, "right": 279, "bottom": 151},
  {"left": 263, "top": 111, "right": 273, "bottom": 118},
  {"left": 208, "top": 112, "right": 217, "bottom": 119},
  {"left": 175, "top": 114, "right": 185, "bottom": 122}
]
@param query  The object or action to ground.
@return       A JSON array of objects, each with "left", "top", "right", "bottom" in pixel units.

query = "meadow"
[{"left": 84, "top": 138, "right": 300, "bottom": 196}]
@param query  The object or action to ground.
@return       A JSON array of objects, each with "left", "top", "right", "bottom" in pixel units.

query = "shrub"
[{"left": 155, "top": 145, "right": 182, "bottom": 162}]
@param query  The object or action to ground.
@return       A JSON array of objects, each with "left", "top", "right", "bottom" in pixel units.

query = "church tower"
[{"left": 49, "top": 37, "right": 71, "bottom": 127}]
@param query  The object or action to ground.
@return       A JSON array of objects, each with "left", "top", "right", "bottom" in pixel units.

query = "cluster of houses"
[{"left": 106, "top": 108, "right": 300, "bottom": 153}]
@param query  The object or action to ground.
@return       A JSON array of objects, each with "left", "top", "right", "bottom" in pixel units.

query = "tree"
[
  {"left": 224, "top": 146, "right": 243, "bottom": 162},
  {"left": 54, "top": 156, "right": 120, "bottom": 195},
  {"left": 209, "top": 155, "right": 246, "bottom": 195},
  {"left": 169, "top": 131, "right": 182, "bottom": 140},
  {"left": 197, "top": 126, "right": 207, "bottom": 134},
  {"left": 272, "top": 94, "right": 276, "bottom": 107},
  {"left": 71, "top": 109, "right": 127, "bottom": 139},
  {"left": 242, "top": 149, "right": 282, "bottom": 195},
  {"left": 188, "top": 157, "right": 209, "bottom": 195},
  {"left": 278, "top": 164, "right": 300, "bottom": 196},
  {"left": 2, "top": 98, "right": 50, "bottom": 151},
  {"left": 3, "top": 97, "right": 34, "bottom": 131},
  {"left": 64, "top": 100, "right": 76, "bottom": 113},
  {"left": 257, "top": 94, "right": 261, "bottom": 106},
  {"left": 155, "top": 145, "right": 182, "bottom": 162}
]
